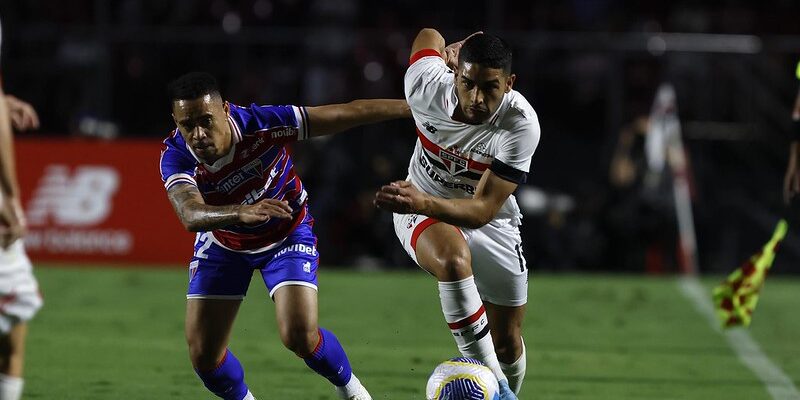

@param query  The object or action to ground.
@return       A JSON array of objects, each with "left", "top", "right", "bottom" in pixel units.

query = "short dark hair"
[
  {"left": 167, "top": 71, "right": 221, "bottom": 102},
  {"left": 458, "top": 34, "right": 512, "bottom": 74}
]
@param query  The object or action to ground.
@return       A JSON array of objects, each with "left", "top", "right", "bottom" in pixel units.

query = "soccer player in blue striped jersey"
[{"left": 160, "top": 72, "right": 409, "bottom": 400}]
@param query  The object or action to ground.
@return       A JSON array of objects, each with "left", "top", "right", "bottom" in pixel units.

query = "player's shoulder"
[
  {"left": 405, "top": 51, "right": 454, "bottom": 87},
  {"left": 499, "top": 90, "right": 539, "bottom": 133}
]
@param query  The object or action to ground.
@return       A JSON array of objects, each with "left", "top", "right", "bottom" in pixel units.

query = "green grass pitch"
[{"left": 23, "top": 265, "right": 800, "bottom": 399}]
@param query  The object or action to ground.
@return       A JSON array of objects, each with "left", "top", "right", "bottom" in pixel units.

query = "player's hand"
[
  {"left": 374, "top": 180, "right": 429, "bottom": 214},
  {"left": 238, "top": 199, "right": 293, "bottom": 225},
  {"left": 444, "top": 31, "right": 483, "bottom": 71},
  {"left": 0, "top": 197, "right": 26, "bottom": 250},
  {"left": 5, "top": 95, "right": 40, "bottom": 131}
]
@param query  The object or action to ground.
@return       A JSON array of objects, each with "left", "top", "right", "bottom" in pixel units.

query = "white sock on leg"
[
  {"left": 0, "top": 374, "right": 23, "bottom": 400},
  {"left": 438, "top": 276, "right": 508, "bottom": 382},
  {"left": 242, "top": 390, "right": 256, "bottom": 400},
  {"left": 499, "top": 337, "right": 527, "bottom": 395}
]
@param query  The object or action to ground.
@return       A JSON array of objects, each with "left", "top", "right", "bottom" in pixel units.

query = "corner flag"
[{"left": 712, "top": 219, "right": 788, "bottom": 328}]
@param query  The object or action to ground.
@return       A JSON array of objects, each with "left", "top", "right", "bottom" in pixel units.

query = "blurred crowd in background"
[{"left": 3, "top": 0, "right": 800, "bottom": 272}]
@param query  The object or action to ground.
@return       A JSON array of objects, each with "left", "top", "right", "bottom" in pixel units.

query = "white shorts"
[
  {"left": 393, "top": 213, "right": 528, "bottom": 307},
  {"left": 0, "top": 241, "right": 43, "bottom": 334}
]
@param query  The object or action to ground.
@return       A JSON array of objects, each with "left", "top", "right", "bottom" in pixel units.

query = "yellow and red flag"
[{"left": 712, "top": 219, "right": 788, "bottom": 328}]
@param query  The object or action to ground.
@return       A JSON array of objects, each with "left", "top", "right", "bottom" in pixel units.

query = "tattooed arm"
[{"left": 167, "top": 184, "right": 292, "bottom": 232}]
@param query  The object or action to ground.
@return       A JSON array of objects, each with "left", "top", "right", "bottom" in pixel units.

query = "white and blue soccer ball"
[{"left": 425, "top": 357, "right": 500, "bottom": 400}]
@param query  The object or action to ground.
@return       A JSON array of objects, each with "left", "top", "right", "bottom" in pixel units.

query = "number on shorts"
[{"left": 194, "top": 232, "right": 213, "bottom": 259}]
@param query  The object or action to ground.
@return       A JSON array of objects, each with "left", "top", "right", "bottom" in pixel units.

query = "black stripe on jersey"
[
  {"left": 474, "top": 324, "right": 491, "bottom": 341},
  {"left": 489, "top": 159, "right": 527, "bottom": 184},
  {"left": 422, "top": 149, "right": 483, "bottom": 181},
  {"left": 300, "top": 106, "right": 310, "bottom": 140}
]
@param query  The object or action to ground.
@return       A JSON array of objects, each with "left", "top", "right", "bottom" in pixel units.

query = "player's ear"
[
  {"left": 223, "top": 101, "right": 230, "bottom": 115},
  {"left": 505, "top": 73, "right": 516, "bottom": 93}
]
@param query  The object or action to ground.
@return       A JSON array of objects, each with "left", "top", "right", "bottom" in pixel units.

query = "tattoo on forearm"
[{"left": 167, "top": 184, "right": 240, "bottom": 231}]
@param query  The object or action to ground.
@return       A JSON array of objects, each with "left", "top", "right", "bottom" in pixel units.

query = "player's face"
[
  {"left": 455, "top": 62, "right": 516, "bottom": 124},
  {"left": 172, "top": 94, "right": 231, "bottom": 164}
]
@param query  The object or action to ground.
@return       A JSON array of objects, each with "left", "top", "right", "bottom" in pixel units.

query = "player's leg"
[
  {"left": 185, "top": 233, "right": 256, "bottom": 400},
  {"left": 186, "top": 299, "right": 254, "bottom": 400},
  {"left": 0, "top": 242, "right": 43, "bottom": 400},
  {"left": 393, "top": 213, "right": 509, "bottom": 386},
  {"left": 469, "top": 222, "right": 530, "bottom": 395},
  {"left": 484, "top": 303, "right": 526, "bottom": 394},
  {"left": 263, "top": 220, "right": 370, "bottom": 400},
  {"left": 0, "top": 323, "right": 27, "bottom": 400},
  {"left": 272, "top": 285, "right": 369, "bottom": 399}
]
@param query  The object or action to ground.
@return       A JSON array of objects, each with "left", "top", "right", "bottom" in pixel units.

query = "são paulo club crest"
[{"left": 439, "top": 149, "right": 469, "bottom": 176}]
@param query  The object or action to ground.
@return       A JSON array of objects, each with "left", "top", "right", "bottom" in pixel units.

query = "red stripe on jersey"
[
  {"left": 447, "top": 305, "right": 486, "bottom": 330},
  {"left": 409, "top": 49, "right": 442, "bottom": 65},
  {"left": 415, "top": 128, "right": 489, "bottom": 172},
  {"left": 410, "top": 217, "right": 440, "bottom": 251}
]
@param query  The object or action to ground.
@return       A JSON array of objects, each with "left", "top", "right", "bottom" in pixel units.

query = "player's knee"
[
  {"left": 279, "top": 325, "right": 319, "bottom": 357},
  {"left": 435, "top": 253, "right": 472, "bottom": 281},
  {"left": 186, "top": 336, "right": 222, "bottom": 371}
]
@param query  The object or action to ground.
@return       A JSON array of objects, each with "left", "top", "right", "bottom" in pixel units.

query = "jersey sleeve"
[
  {"left": 243, "top": 104, "right": 309, "bottom": 143},
  {"left": 490, "top": 118, "right": 541, "bottom": 185},
  {"left": 160, "top": 133, "right": 198, "bottom": 191},
  {"left": 404, "top": 49, "right": 454, "bottom": 114}
]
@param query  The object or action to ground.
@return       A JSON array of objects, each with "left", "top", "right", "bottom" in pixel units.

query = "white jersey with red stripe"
[{"left": 404, "top": 49, "right": 540, "bottom": 226}]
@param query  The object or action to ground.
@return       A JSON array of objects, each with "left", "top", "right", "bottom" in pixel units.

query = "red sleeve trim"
[{"left": 409, "top": 49, "right": 442, "bottom": 66}]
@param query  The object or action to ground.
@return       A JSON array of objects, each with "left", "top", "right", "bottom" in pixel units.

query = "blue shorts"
[{"left": 186, "top": 220, "right": 319, "bottom": 300}]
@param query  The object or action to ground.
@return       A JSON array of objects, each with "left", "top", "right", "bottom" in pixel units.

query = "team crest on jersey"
[{"left": 439, "top": 150, "right": 469, "bottom": 175}]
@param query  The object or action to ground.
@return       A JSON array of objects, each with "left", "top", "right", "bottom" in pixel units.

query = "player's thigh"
[
  {"left": 0, "top": 241, "right": 43, "bottom": 335},
  {"left": 272, "top": 285, "right": 319, "bottom": 352},
  {"left": 393, "top": 213, "right": 472, "bottom": 281},
  {"left": 468, "top": 222, "right": 529, "bottom": 307}
]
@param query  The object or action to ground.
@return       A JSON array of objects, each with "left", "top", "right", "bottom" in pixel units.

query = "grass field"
[{"left": 22, "top": 265, "right": 800, "bottom": 400}]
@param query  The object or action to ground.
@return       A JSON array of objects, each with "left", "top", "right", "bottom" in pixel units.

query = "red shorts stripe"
[
  {"left": 447, "top": 305, "right": 486, "bottom": 330},
  {"left": 415, "top": 128, "right": 489, "bottom": 172},
  {"left": 410, "top": 217, "right": 440, "bottom": 251},
  {"left": 409, "top": 49, "right": 442, "bottom": 65}
]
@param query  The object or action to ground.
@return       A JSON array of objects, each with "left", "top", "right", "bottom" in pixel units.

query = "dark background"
[{"left": 3, "top": 0, "right": 800, "bottom": 272}]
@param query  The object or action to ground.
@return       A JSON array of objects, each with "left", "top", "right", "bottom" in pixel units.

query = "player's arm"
[
  {"left": 375, "top": 171, "right": 518, "bottom": 229},
  {"left": 0, "top": 85, "right": 27, "bottom": 248},
  {"left": 411, "top": 28, "right": 447, "bottom": 59},
  {"left": 303, "top": 99, "right": 411, "bottom": 137},
  {"left": 166, "top": 183, "right": 292, "bottom": 232},
  {"left": 5, "top": 95, "right": 39, "bottom": 131}
]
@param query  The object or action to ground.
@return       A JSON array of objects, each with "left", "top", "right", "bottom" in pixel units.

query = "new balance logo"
[
  {"left": 26, "top": 165, "right": 120, "bottom": 227},
  {"left": 422, "top": 121, "right": 437, "bottom": 134}
]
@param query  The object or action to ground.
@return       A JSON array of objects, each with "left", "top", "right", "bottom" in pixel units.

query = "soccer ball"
[{"left": 425, "top": 357, "right": 500, "bottom": 400}]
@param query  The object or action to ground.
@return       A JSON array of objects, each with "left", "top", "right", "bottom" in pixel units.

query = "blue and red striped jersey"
[{"left": 160, "top": 103, "right": 311, "bottom": 252}]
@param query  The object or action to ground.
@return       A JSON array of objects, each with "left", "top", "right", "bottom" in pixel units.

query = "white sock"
[
  {"left": 0, "top": 374, "right": 23, "bottom": 400},
  {"left": 499, "top": 337, "right": 527, "bottom": 395},
  {"left": 334, "top": 373, "right": 368, "bottom": 399},
  {"left": 438, "top": 277, "right": 507, "bottom": 382}
]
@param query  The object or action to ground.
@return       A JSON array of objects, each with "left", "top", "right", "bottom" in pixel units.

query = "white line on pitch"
[{"left": 678, "top": 276, "right": 800, "bottom": 400}]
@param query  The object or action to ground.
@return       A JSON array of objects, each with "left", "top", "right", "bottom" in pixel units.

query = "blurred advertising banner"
[{"left": 17, "top": 138, "right": 193, "bottom": 265}]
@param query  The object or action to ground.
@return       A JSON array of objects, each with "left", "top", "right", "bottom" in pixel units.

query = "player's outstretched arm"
[
  {"left": 374, "top": 171, "right": 517, "bottom": 229},
  {"left": 304, "top": 99, "right": 411, "bottom": 137},
  {"left": 0, "top": 86, "right": 27, "bottom": 249},
  {"left": 167, "top": 184, "right": 292, "bottom": 232}
]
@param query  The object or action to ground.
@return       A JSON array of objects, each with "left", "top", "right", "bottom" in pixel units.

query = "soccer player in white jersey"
[
  {"left": 0, "top": 18, "right": 44, "bottom": 400},
  {"left": 374, "top": 29, "right": 540, "bottom": 399}
]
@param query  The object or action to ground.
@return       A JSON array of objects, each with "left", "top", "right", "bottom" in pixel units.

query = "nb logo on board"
[{"left": 26, "top": 165, "right": 120, "bottom": 227}]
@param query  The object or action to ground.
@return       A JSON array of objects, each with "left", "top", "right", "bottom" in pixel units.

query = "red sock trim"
[
  {"left": 311, "top": 328, "right": 324, "bottom": 355},
  {"left": 447, "top": 305, "right": 486, "bottom": 330}
]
